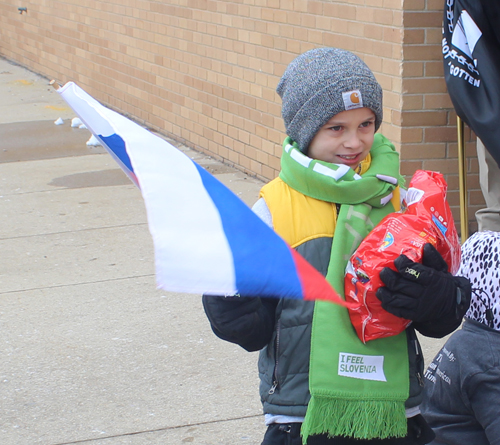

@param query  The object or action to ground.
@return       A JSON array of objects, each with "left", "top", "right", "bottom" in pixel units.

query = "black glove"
[
  {"left": 202, "top": 294, "right": 277, "bottom": 351},
  {"left": 376, "top": 243, "right": 471, "bottom": 323}
]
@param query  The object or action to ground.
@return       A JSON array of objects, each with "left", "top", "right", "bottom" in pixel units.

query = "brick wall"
[
  {"left": 400, "top": 0, "right": 480, "bottom": 234},
  {"left": 0, "top": 0, "right": 482, "bottom": 234}
]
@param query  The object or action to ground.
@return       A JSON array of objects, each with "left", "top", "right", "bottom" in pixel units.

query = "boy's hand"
[
  {"left": 203, "top": 294, "right": 261, "bottom": 326},
  {"left": 202, "top": 294, "right": 277, "bottom": 351},
  {"left": 376, "top": 243, "right": 471, "bottom": 323}
]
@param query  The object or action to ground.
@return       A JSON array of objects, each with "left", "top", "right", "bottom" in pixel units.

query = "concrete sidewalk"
[
  {"left": 0, "top": 57, "right": 448, "bottom": 445},
  {"left": 0, "top": 57, "right": 266, "bottom": 445}
]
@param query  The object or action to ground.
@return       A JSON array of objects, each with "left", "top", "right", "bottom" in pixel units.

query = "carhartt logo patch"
[
  {"left": 338, "top": 352, "right": 387, "bottom": 382},
  {"left": 342, "top": 90, "right": 363, "bottom": 110}
]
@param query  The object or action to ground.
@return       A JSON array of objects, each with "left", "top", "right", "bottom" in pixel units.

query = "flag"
[
  {"left": 443, "top": 0, "right": 500, "bottom": 168},
  {"left": 57, "top": 82, "right": 350, "bottom": 306}
]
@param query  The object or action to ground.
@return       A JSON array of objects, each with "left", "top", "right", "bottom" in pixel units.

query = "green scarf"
[{"left": 279, "top": 134, "right": 409, "bottom": 442}]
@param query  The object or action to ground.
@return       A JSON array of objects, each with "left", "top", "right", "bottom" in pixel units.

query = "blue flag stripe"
[
  {"left": 99, "top": 134, "right": 134, "bottom": 174},
  {"left": 194, "top": 163, "right": 304, "bottom": 299}
]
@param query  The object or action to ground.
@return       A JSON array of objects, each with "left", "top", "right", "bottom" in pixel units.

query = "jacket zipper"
[
  {"left": 269, "top": 319, "right": 281, "bottom": 394},
  {"left": 414, "top": 338, "right": 424, "bottom": 387}
]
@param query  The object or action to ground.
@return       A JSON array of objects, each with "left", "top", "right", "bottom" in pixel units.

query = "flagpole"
[
  {"left": 457, "top": 116, "right": 468, "bottom": 242},
  {"left": 49, "top": 79, "right": 61, "bottom": 90}
]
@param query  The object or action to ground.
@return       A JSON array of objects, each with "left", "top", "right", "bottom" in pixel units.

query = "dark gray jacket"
[{"left": 421, "top": 319, "right": 500, "bottom": 445}]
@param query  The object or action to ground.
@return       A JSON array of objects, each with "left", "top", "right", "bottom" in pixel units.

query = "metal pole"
[{"left": 457, "top": 116, "right": 468, "bottom": 242}]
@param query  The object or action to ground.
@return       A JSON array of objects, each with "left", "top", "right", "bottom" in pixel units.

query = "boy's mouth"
[
  {"left": 338, "top": 154, "right": 358, "bottom": 160},
  {"left": 336, "top": 153, "right": 363, "bottom": 168},
  {"left": 337, "top": 154, "right": 361, "bottom": 163}
]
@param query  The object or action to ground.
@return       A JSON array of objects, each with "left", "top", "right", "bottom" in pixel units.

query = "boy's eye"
[
  {"left": 330, "top": 125, "right": 342, "bottom": 132},
  {"left": 360, "top": 121, "right": 374, "bottom": 128}
]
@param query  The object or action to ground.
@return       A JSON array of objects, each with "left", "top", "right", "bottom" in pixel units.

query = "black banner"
[{"left": 443, "top": 0, "right": 500, "bottom": 168}]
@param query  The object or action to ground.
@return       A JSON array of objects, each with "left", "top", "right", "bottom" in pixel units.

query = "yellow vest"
[{"left": 260, "top": 177, "right": 337, "bottom": 249}]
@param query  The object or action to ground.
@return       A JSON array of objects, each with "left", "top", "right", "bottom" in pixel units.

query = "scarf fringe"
[{"left": 301, "top": 395, "right": 407, "bottom": 443}]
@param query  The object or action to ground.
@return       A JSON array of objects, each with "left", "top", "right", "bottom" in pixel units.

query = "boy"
[
  {"left": 203, "top": 48, "right": 470, "bottom": 445},
  {"left": 421, "top": 231, "right": 500, "bottom": 444}
]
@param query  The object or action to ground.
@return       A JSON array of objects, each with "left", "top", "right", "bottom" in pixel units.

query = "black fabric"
[
  {"left": 442, "top": 0, "right": 500, "bottom": 168},
  {"left": 405, "top": 327, "right": 425, "bottom": 409},
  {"left": 261, "top": 423, "right": 303, "bottom": 445},
  {"left": 261, "top": 416, "right": 435, "bottom": 445},
  {"left": 376, "top": 243, "right": 471, "bottom": 329},
  {"left": 202, "top": 294, "right": 277, "bottom": 352}
]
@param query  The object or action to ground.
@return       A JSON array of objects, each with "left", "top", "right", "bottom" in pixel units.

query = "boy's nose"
[{"left": 344, "top": 131, "right": 362, "bottom": 149}]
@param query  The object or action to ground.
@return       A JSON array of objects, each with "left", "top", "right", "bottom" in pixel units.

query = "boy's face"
[{"left": 307, "top": 107, "right": 376, "bottom": 169}]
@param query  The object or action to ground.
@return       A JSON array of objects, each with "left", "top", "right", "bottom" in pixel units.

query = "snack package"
[{"left": 345, "top": 170, "right": 461, "bottom": 343}]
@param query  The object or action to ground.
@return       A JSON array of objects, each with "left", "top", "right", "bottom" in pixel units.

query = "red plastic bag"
[{"left": 344, "top": 170, "right": 461, "bottom": 343}]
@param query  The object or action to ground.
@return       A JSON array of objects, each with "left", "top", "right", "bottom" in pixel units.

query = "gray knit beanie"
[{"left": 277, "top": 47, "right": 383, "bottom": 153}]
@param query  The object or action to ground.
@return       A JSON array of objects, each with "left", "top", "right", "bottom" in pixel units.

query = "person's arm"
[
  {"left": 202, "top": 196, "right": 278, "bottom": 352},
  {"left": 376, "top": 243, "right": 471, "bottom": 338},
  {"left": 202, "top": 294, "right": 278, "bottom": 351}
]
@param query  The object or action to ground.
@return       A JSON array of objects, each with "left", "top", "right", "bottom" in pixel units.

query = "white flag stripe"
[{"left": 127, "top": 135, "right": 237, "bottom": 294}]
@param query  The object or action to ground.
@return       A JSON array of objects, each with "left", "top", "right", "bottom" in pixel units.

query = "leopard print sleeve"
[{"left": 459, "top": 231, "right": 500, "bottom": 331}]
